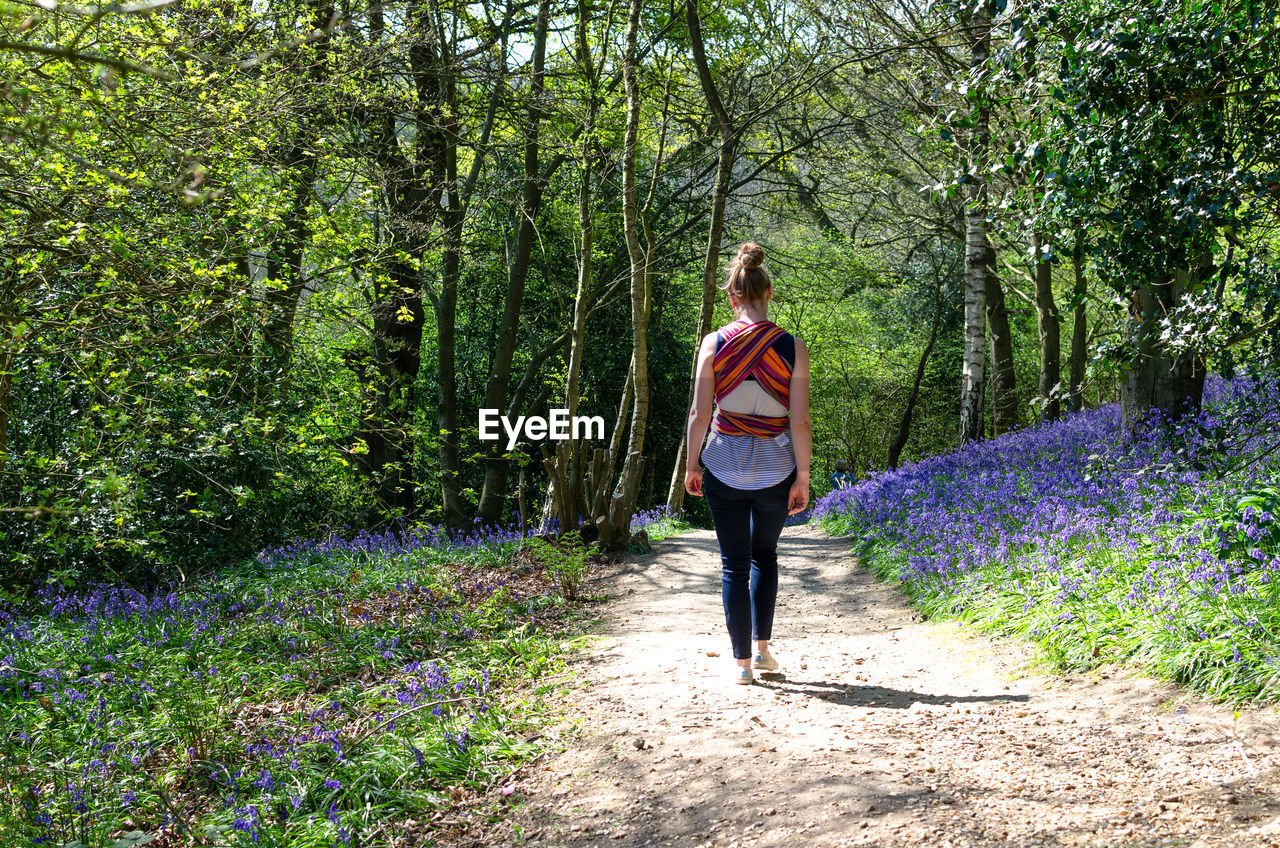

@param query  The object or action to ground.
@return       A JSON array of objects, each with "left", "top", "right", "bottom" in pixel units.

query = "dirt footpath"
[{"left": 472, "top": 527, "right": 1280, "bottom": 848}]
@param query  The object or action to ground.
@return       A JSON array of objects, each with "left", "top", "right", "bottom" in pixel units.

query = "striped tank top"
[{"left": 700, "top": 319, "right": 797, "bottom": 490}]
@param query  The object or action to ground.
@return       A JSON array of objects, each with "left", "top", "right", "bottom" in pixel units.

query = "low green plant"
[
  {"left": 523, "top": 532, "right": 597, "bottom": 602},
  {"left": 1205, "top": 485, "right": 1280, "bottom": 560}
]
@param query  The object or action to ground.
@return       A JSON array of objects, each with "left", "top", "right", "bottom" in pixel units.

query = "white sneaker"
[
  {"left": 734, "top": 666, "right": 754, "bottom": 685},
  {"left": 753, "top": 651, "right": 779, "bottom": 671}
]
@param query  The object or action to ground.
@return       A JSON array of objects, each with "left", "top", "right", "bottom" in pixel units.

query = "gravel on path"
[{"left": 464, "top": 526, "right": 1280, "bottom": 848}]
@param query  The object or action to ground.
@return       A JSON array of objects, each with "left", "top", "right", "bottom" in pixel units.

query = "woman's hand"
[
  {"left": 685, "top": 466, "right": 703, "bottom": 497},
  {"left": 787, "top": 476, "right": 809, "bottom": 515}
]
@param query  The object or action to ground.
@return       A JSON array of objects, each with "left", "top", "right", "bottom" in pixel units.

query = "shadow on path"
[{"left": 754, "top": 673, "right": 1030, "bottom": 708}]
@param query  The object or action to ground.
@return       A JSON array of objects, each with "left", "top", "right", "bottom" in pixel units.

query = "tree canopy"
[{"left": 2, "top": 0, "right": 1277, "bottom": 583}]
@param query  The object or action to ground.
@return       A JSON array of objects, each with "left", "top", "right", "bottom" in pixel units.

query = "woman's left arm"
[
  {"left": 788, "top": 337, "right": 813, "bottom": 514},
  {"left": 683, "top": 333, "right": 718, "bottom": 497}
]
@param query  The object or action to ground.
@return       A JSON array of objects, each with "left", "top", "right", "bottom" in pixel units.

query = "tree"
[
  {"left": 958, "top": 0, "right": 995, "bottom": 444},
  {"left": 664, "top": 0, "right": 737, "bottom": 512},
  {"left": 476, "top": 0, "right": 552, "bottom": 526},
  {"left": 889, "top": 266, "right": 945, "bottom": 469},
  {"left": 0, "top": 0, "right": 361, "bottom": 581},
  {"left": 606, "top": 0, "right": 653, "bottom": 545},
  {"left": 1031, "top": 228, "right": 1061, "bottom": 421},
  {"left": 1001, "top": 0, "right": 1280, "bottom": 427},
  {"left": 1066, "top": 229, "right": 1089, "bottom": 412}
]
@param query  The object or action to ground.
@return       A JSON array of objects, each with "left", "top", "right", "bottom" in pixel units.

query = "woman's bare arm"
[
  {"left": 788, "top": 337, "right": 813, "bottom": 513},
  {"left": 683, "top": 333, "right": 718, "bottom": 496}
]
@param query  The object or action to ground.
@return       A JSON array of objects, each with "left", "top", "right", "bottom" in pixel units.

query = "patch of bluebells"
[
  {"left": 206, "top": 663, "right": 493, "bottom": 843},
  {"left": 784, "top": 510, "right": 810, "bottom": 527},
  {"left": 255, "top": 520, "right": 545, "bottom": 571},
  {"left": 630, "top": 505, "right": 681, "bottom": 535},
  {"left": 814, "top": 374, "right": 1280, "bottom": 700},
  {"left": 0, "top": 514, "right": 577, "bottom": 845},
  {"left": 255, "top": 508, "right": 682, "bottom": 572}
]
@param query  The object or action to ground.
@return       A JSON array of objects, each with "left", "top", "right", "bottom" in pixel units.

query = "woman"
[{"left": 683, "top": 242, "right": 812, "bottom": 685}]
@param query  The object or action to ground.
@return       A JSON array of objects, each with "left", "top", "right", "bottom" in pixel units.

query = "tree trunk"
[
  {"left": 0, "top": 274, "right": 14, "bottom": 487},
  {"left": 666, "top": 0, "right": 736, "bottom": 512},
  {"left": 437, "top": 73, "right": 466, "bottom": 531},
  {"left": 606, "top": 0, "right": 651, "bottom": 547},
  {"left": 262, "top": 142, "right": 316, "bottom": 368},
  {"left": 353, "top": 0, "right": 450, "bottom": 523},
  {"left": 477, "top": 0, "right": 550, "bottom": 526},
  {"left": 984, "top": 243, "right": 1018, "bottom": 436},
  {"left": 435, "top": 4, "right": 510, "bottom": 531},
  {"left": 1067, "top": 229, "right": 1088, "bottom": 412},
  {"left": 546, "top": 0, "right": 598, "bottom": 533},
  {"left": 359, "top": 251, "right": 427, "bottom": 522},
  {"left": 1120, "top": 269, "right": 1207, "bottom": 431},
  {"left": 1032, "top": 229, "right": 1060, "bottom": 421},
  {"left": 261, "top": 0, "right": 333, "bottom": 376},
  {"left": 1121, "top": 53, "right": 1222, "bottom": 430},
  {"left": 0, "top": 342, "right": 10, "bottom": 487},
  {"left": 888, "top": 281, "right": 942, "bottom": 470},
  {"left": 958, "top": 0, "right": 992, "bottom": 445}
]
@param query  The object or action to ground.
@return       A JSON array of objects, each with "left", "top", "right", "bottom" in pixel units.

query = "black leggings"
[{"left": 703, "top": 467, "right": 795, "bottom": 659}]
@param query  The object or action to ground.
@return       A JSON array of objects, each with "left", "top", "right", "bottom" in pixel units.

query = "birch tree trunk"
[{"left": 958, "top": 0, "right": 992, "bottom": 445}]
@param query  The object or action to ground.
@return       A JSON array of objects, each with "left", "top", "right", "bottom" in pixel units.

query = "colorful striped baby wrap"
[{"left": 711, "top": 319, "right": 793, "bottom": 438}]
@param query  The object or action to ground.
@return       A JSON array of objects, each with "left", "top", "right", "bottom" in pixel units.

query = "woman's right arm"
[
  {"left": 788, "top": 337, "right": 813, "bottom": 514},
  {"left": 683, "top": 333, "right": 718, "bottom": 497}
]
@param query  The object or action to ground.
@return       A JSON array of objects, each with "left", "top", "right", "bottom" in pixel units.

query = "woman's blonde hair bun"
[
  {"left": 736, "top": 242, "right": 765, "bottom": 271},
  {"left": 721, "top": 241, "right": 771, "bottom": 307}
]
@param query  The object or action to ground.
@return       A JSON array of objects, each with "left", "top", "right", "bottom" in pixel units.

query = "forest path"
[{"left": 472, "top": 527, "right": 1280, "bottom": 848}]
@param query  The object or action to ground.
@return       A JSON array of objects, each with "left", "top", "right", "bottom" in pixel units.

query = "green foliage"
[
  {"left": 764, "top": 230, "right": 966, "bottom": 485},
  {"left": 521, "top": 531, "right": 597, "bottom": 602},
  {"left": 995, "top": 0, "right": 1280, "bottom": 366},
  {"left": 0, "top": 0, "right": 372, "bottom": 583},
  {"left": 1206, "top": 486, "right": 1280, "bottom": 561},
  {"left": 4, "top": 0, "right": 1280, "bottom": 589}
]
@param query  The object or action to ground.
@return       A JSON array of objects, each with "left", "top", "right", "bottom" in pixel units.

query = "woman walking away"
[{"left": 683, "top": 242, "right": 812, "bottom": 685}]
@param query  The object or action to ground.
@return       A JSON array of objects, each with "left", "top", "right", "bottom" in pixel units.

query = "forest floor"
[{"left": 460, "top": 527, "right": 1280, "bottom": 848}]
